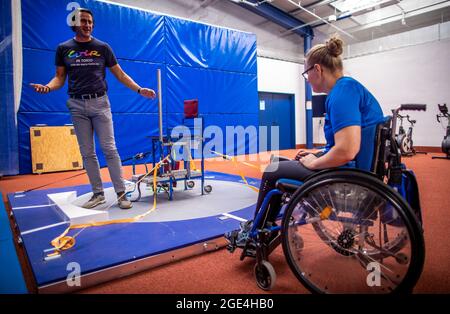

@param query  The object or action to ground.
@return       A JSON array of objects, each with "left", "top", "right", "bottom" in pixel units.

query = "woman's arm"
[{"left": 300, "top": 125, "right": 361, "bottom": 170}]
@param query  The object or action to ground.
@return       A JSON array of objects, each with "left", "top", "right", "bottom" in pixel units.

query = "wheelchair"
[{"left": 226, "top": 104, "right": 426, "bottom": 293}]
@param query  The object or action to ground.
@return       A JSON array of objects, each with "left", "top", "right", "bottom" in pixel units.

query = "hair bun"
[{"left": 326, "top": 37, "right": 343, "bottom": 57}]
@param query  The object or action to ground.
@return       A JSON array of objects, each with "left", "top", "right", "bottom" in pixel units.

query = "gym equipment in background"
[
  {"left": 395, "top": 104, "right": 427, "bottom": 156},
  {"left": 432, "top": 103, "right": 450, "bottom": 160},
  {"left": 130, "top": 69, "right": 211, "bottom": 201}
]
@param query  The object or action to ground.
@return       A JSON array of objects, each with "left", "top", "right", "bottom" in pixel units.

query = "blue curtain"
[{"left": 0, "top": 0, "right": 19, "bottom": 175}]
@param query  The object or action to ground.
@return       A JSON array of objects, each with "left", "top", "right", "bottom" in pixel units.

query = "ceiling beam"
[{"left": 229, "top": 0, "right": 314, "bottom": 38}]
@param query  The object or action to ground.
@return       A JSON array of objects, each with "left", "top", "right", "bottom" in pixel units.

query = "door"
[{"left": 259, "top": 92, "right": 295, "bottom": 152}]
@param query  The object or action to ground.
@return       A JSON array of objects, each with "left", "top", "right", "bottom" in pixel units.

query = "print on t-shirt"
[{"left": 55, "top": 37, "right": 118, "bottom": 95}]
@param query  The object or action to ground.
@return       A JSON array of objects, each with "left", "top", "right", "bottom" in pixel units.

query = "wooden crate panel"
[{"left": 30, "top": 126, "right": 83, "bottom": 174}]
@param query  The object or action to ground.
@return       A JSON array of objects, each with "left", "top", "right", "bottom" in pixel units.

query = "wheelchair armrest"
[{"left": 275, "top": 178, "right": 303, "bottom": 193}]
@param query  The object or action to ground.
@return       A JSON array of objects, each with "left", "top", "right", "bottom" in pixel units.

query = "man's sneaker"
[
  {"left": 82, "top": 193, "right": 106, "bottom": 209},
  {"left": 117, "top": 192, "right": 132, "bottom": 210},
  {"left": 224, "top": 220, "right": 253, "bottom": 248}
]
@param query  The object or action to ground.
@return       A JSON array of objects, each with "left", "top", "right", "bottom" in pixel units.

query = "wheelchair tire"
[
  {"left": 254, "top": 261, "right": 276, "bottom": 291},
  {"left": 281, "top": 169, "right": 425, "bottom": 294}
]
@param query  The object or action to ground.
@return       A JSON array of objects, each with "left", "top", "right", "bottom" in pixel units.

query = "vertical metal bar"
[
  {"left": 157, "top": 69, "right": 163, "bottom": 143},
  {"left": 304, "top": 35, "right": 313, "bottom": 149},
  {"left": 200, "top": 117, "right": 205, "bottom": 195}
]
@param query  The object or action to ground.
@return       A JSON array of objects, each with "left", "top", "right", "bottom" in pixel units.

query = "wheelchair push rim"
[{"left": 281, "top": 169, "right": 425, "bottom": 294}]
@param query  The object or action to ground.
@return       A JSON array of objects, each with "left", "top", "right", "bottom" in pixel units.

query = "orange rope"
[
  {"left": 47, "top": 155, "right": 170, "bottom": 257},
  {"left": 210, "top": 151, "right": 260, "bottom": 193}
]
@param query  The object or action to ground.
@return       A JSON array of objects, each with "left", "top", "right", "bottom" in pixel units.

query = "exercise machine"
[
  {"left": 395, "top": 105, "right": 427, "bottom": 156},
  {"left": 129, "top": 69, "right": 212, "bottom": 201},
  {"left": 432, "top": 103, "right": 450, "bottom": 160}
]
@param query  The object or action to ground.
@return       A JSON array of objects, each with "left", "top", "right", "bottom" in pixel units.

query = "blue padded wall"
[
  {"left": 164, "top": 16, "right": 257, "bottom": 73},
  {"left": 17, "top": 0, "right": 258, "bottom": 173},
  {"left": 0, "top": 0, "right": 19, "bottom": 175},
  {"left": 21, "top": 0, "right": 165, "bottom": 62},
  {"left": 165, "top": 65, "right": 258, "bottom": 114},
  {"left": 164, "top": 16, "right": 258, "bottom": 159}
]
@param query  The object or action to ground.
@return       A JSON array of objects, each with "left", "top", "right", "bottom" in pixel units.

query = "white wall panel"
[{"left": 345, "top": 39, "right": 450, "bottom": 147}]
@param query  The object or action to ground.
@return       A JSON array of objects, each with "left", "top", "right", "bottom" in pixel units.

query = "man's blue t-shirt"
[
  {"left": 323, "top": 76, "right": 384, "bottom": 152},
  {"left": 55, "top": 37, "right": 118, "bottom": 95}
]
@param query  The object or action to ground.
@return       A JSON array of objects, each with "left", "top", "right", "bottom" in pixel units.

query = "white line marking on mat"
[
  {"left": 12, "top": 204, "right": 53, "bottom": 210},
  {"left": 221, "top": 213, "right": 247, "bottom": 222},
  {"left": 21, "top": 222, "right": 68, "bottom": 235}
]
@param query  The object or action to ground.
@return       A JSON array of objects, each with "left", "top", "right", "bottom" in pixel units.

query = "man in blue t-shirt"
[{"left": 31, "top": 8, "right": 156, "bottom": 210}]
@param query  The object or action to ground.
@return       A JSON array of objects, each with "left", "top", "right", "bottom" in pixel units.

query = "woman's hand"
[
  {"left": 294, "top": 149, "right": 310, "bottom": 160},
  {"left": 299, "top": 154, "right": 318, "bottom": 170}
]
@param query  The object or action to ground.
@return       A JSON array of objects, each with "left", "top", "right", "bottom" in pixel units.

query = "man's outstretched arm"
[
  {"left": 109, "top": 64, "right": 156, "bottom": 98},
  {"left": 30, "top": 66, "right": 66, "bottom": 93}
]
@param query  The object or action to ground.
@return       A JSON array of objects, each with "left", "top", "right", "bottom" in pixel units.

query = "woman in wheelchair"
[
  {"left": 224, "top": 37, "right": 425, "bottom": 293},
  {"left": 226, "top": 36, "right": 384, "bottom": 247}
]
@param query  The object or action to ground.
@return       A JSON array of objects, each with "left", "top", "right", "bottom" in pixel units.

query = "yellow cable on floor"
[
  {"left": 185, "top": 142, "right": 198, "bottom": 172},
  {"left": 210, "top": 150, "right": 259, "bottom": 193},
  {"left": 47, "top": 155, "right": 170, "bottom": 257}
]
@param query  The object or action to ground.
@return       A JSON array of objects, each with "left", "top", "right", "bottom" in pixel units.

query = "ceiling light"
[
  {"left": 328, "top": 14, "right": 337, "bottom": 22},
  {"left": 331, "top": 0, "right": 386, "bottom": 13}
]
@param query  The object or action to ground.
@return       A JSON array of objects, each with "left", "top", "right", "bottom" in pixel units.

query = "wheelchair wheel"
[
  {"left": 281, "top": 169, "right": 425, "bottom": 294},
  {"left": 254, "top": 261, "right": 276, "bottom": 291}
]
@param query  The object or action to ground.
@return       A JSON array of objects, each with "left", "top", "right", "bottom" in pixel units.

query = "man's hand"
[
  {"left": 139, "top": 88, "right": 156, "bottom": 99},
  {"left": 30, "top": 83, "right": 50, "bottom": 94},
  {"left": 299, "top": 153, "right": 318, "bottom": 170},
  {"left": 294, "top": 149, "right": 310, "bottom": 161}
]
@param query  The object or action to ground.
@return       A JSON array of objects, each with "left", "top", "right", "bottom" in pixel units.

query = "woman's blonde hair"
[{"left": 305, "top": 36, "right": 344, "bottom": 73}]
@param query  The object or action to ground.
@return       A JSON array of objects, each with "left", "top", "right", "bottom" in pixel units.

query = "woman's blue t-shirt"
[{"left": 323, "top": 76, "right": 384, "bottom": 152}]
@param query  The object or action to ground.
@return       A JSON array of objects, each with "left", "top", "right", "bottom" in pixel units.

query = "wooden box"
[{"left": 30, "top": 126, "right": 83, "bottom": 174}]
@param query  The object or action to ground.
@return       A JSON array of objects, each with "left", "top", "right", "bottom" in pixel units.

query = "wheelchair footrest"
[{"left": 240, "top": 241, "right": 257, "bottom": 260}]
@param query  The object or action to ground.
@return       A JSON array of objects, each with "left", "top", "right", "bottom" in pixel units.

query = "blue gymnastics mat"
[{"left": 8, "top": 171, "right": 260, "bottom": 293}]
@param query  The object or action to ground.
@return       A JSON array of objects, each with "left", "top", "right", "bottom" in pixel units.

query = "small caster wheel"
[
  {"left": 254, "top": 261, "right": 276, "bottom": 291},
  {"left": 187, "top": 181, "right": 195, "bottom": 189},
  {"left": 204, "top": 185, "right": 212, "bottom": 193}
]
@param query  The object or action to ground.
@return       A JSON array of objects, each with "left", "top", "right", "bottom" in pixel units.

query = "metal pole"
[
  {"left": 304, "top": 35, "right": 313, "bottom": 149},
  {"left": 157, "top": 69, "right": 163, "bottom": 142}
]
